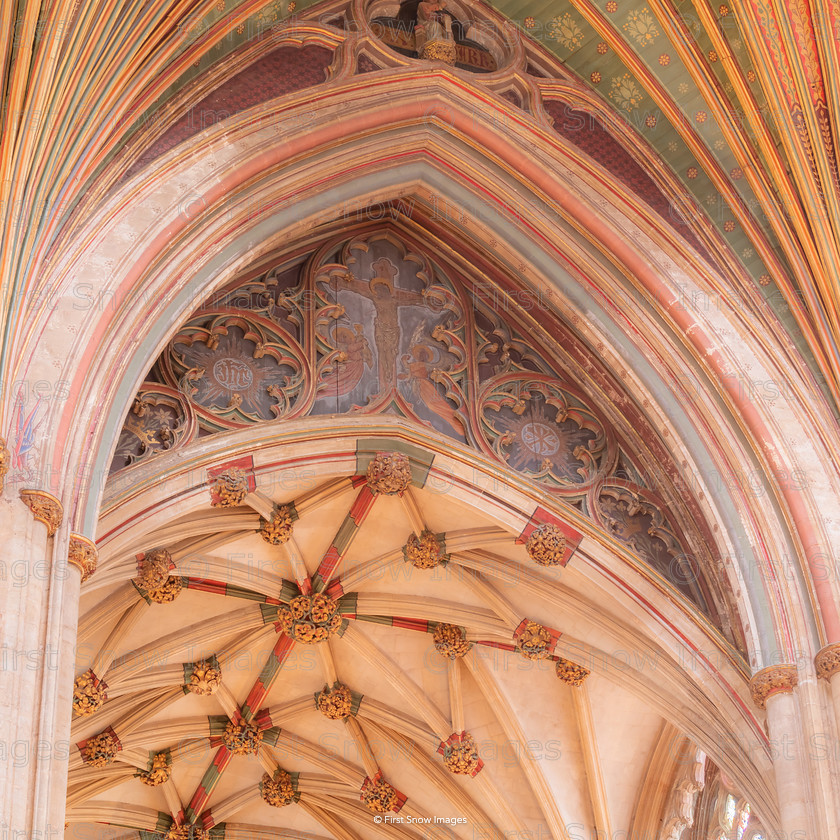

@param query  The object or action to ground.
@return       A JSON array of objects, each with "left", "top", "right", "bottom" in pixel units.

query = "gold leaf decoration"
[
  {"left": 361, "top": 775, "right": 399, "bottom": 813},
  {"left": 555, "top": 657, "right": 590, "bottom": 685},
  {"left": 80, "top": 730, "right": 120, "bottom": 767},
  {"left": 316, "top": 682, "right": 353, "bottom": 719},
  {"left": 186, "top": 658, "right": 222, "bottom": 695},
  {"left": 138, "top": 752, "right": 171, "bottom": 786},
  {"left": 403, "top": 530, "right": 448, "bottom": 569},
  {"left": 259, "top": 503, "right": 296, "bottom": 545},
  {"left": 72, "top": 670, "right": 107, "bottom": 717},
  {"left": 211, "top": 467, "right": 249, "bottom": 507},
  {"left": 433, "top": 623, "right": 471, "bottom": 659},
  {"left": 515, "top": 621, "right": 553, "bottom": 660},
  {"left": 365, "top": 452, "right": 412, "bottom": 495},
  {"left": 278, "top": 593, "right": 342, "bottom": 644},
  {"left": 261, "top": 769, "right": 297, "bottom": 806},
  {"left": 442, "top": 732, "right": 481, "bottom": 775},
  {"left": 222, "top": 720, "right": 263, "bottom": 755},
  {"left": 525, "top": 523, "right": 567, "bottom": 566}
]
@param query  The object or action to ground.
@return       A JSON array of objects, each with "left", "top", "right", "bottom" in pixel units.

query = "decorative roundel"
[{"left": 478, "top": 375, "right": 610, "bottom": 490}]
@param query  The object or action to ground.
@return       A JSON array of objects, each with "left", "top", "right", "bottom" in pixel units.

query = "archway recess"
[
  {"left": 71, "top": 424, "right": 775, "bottom": 840},
  {"left": 3, "top": 0, "right": 840, "bottom": 838}
]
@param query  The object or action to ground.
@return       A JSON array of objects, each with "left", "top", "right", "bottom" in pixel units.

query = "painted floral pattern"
[
  {"left": 609, "top": 73, "right": 644, "bottom": 111},
  {"left": 549, "top": 13, "right": 584, "bottom": 50},
  {"left": 623, "top": 8, "right": 660, "bottom": 47}
]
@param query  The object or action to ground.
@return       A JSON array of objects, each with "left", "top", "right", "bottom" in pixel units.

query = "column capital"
[
  {"left": 19, "top": 489, "right": 63, "bottom": 536},
  {"left": 68, "top": 533, "right": 98, "bottom": 582},
  {"left": 749, "top": 664, "right": 798, "bottom": 709},
  {"left": 815, "top": 642, "right": 840, "bottom": 680}
]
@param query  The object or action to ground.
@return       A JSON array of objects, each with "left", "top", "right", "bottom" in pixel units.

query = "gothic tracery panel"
[
  {"left": 110, "top": 385, "right": 195, "bottom": 472},
  {"left": 111, "top": 228, "right": 722, "bottom": 623}
]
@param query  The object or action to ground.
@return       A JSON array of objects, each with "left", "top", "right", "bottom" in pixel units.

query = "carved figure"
[{"left": 416, "top": 0, "right": 456, "bottom": 63}]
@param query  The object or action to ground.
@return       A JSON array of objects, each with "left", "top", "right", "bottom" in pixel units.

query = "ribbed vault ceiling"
[{"left": 70, "top": 462, "right": 703, "bottom": 837}]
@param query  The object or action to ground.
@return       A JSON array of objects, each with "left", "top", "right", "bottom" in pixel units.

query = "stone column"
[
  {"left": 0, "top": 475, "right": 97, "bottom": 837},
  {"left": 749, "top": 664, "right": 811, "bottom": 838}
]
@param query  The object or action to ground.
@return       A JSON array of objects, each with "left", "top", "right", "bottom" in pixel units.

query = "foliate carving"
[
  {"left": 815, "top": 643, "right": 840, "bottom": 680},
  {"left": 595, "top": 485, "right": 693, "bottom": 582},
  {"left": 480, "top": 378, "right": 609, "bottom": 489},
  {"left": 366, "top": 452, "right": 412, "bottom": 495},
  {"left": 72, "top": 670, "right": 108, "bottom": 717},
  {"left": 555, "top": 657, "right": 590, "bottom": 686},
  {"left": 420, "top": 40, "right": 457, "bottom": 63},
  {"left": 135, "top": 548, "right": 172, "bottom": 591},
  {"left": 145, "top": 576, "right": 183, "bottom": 603},
  {"left": 433, "top": 623, "right": 471, "bottom": 659},
  {"left": 211, "top": 467, "right": 249, "bottom": 507},
  {"left": 361, "top": 775, "right": 399, "bottom": 813},
  {"left": 19, "top": 490, "right": 63, "bottom": 536},
  {"left": 593, "top": 482, "right": 714, "bottom": 618},
  {"left": 515, "top": 621, "right": 553, "bottom": 660},
  {"left": 525, "top": 523, "right": 567, "bottom": 567},
  {"left": 222, "top": 719, "right": 263, "bottom": 755},
  {"left": 278, "top": 594, "right": 342, "bottom": 644},
  {"left": 164, "top": 825, "right": 207, "bottom": 840},
  {"left": 111, "top": 386, "right": 193, "bottom": 472},
  {"left": 80, "top": 729, "right": 120, "bottom": 767},
  {"left": 749, "top": 664, "right": 798, "bottom": 709},
  {"left": 0, "top": 436, "right": 8, "bottom": 496},
  {"left": 259, "top": 503, "right": 297, "bottom": 545},
  {"left": 660, "top": 747, "right": 705, "bottom": 840},
  {"left": 260, "top": 769, "right": 297, "bottom": 806},
  {"left": 167, "top": 319, "right": 304, "bottom": 428},
  {"left": 68, "top": 534, "right": 98, "bottom": 582},
  {"left": 138, "top": 752, "right": 171, "bottom": 786},
  {"left": 442, "top": 732, "right": 482, "bottom": 775},
  {"left": 403, "top": 530, "right": 448, "bottom": 569},
  {"left": 185, "top": 657, "right": 222, "bottom": 695},
  {"left": 316, "top": 682, "right": 353, "bottom": 719}
]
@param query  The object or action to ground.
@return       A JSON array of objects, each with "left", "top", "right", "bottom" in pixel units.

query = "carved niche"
[{"left": 367, "top": 0, "right": 503, "bottom": 73}]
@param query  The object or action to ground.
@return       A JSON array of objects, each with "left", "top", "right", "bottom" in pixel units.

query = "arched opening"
[
  {"left": 70, "top": 425, "right": 774, "bottom": 836},
  {"left": 5, "top": 1, "right": 840, "bottom": 837}
]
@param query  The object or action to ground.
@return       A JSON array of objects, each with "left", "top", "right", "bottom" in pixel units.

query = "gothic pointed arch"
[{"left": 4, "top": 0, "right": 840, "bottom": 836}]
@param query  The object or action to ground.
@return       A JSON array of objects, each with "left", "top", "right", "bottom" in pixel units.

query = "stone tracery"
[
  {"left": 3, "top": 3, "right": 836, "bottom": 837},
  {"left": 110, "top": 228, "right": 730, "bottom": 627}
]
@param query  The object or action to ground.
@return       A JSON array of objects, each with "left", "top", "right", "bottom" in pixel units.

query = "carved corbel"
[
  {"left": 19, "top": 489, "right": 63, "bottom": 536},
  {"left": 68, "top": 534, "right": 98, "bottom": 582}
]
